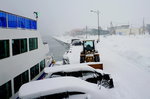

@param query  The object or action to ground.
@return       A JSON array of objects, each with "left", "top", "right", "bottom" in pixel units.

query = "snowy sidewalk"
[{"left": 99, "top": 37, "right": 150, "bottom": 99}]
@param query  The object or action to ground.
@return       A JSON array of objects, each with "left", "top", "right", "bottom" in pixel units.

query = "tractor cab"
[{"left": 83, "top": 40, "right": 95, "bottom": 52}]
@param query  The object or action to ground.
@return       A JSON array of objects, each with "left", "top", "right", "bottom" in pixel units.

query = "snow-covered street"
[
  {"left": 55, "top": 35, "right": 150, "bottom": 99},
  {"left": 99, "top": 36, "right": 150, "bottom": 99}
]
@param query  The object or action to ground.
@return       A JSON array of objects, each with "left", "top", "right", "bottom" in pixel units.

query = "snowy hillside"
[{"left": 55, "top": 35, "right": 150, "bottom": 99}]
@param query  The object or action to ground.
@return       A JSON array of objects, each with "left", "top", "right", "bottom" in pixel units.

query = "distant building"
[
  {"left": 91, "top": 28, "right": 109, "bottom": 35},
  {"left": 115, "top": 28, "right": 143, "bottom": 35},
  {"left": 146, "top": 24, "right": 150, "bottom": 34},
  {"left": 68, "top": 28, "right": 109, "bottom": 36},
  {"left": 114, "top": 25, "right": 143, "bottom": 35},
  {"left": 115, "top": 25, "right": 130, "bottom": 29},
  {"left": 108, "top": 22, "right": 116, "bottom": 35}
]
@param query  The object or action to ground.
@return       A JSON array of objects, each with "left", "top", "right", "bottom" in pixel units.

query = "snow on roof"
[
  {"left": 19, "top": 77, "right": 106, "bottom": 99},
  {"left": 44, "top": 63, "right": 96, "bottom": 74}
]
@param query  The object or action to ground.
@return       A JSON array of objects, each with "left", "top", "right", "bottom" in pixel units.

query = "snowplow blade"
[{"left": 87, "top": 62, "right": 103, "bottom": 70}]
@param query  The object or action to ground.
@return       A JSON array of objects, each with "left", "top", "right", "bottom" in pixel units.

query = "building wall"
[{"left": 0, "top": 29, "right": 49, "bottom": 85}]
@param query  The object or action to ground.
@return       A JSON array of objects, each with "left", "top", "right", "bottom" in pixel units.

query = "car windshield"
[
  {"left": 51, "top": 72, "right": 65, "bottom": 78},
  {"left": 67, "top": 72, "right": 82, "bottom": 77},
  {"left": 82, "top": 71, "right": 95, "bottom": 79}
]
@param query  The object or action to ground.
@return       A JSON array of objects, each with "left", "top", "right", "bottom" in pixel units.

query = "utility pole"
[
  {"left": 142, "top": 18, "right": 145, "bottom": 35},
  {"left": 97, "top": 11, "right": 100, "bottom": 42},
  {"left": 110, "top": 21, "right": 115, "bottom": 35},
  {"left": 129, "top": 24, "right": 132, "bottom": 35},
  {"left": 86, "top": 26, "right": 88, "bottom": 39},
  {"left": 91, "top": 10, "right": 100, "bottom": 42}
]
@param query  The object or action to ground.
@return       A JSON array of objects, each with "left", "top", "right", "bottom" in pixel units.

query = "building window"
[
  {"left": 21, "top": 39, "right": 27, "bottom": 53},
  {"left": 12, "top": 39, "right": 20, "bottom": 55},
  {"left": 22, "top": 70, "right": 29, "bottom": 85},
  {"left": 40, "top": 59, "right": 45, "bottom": 71},
  {"left": 25, "top": 18, "right": 30, "bottom": 29},
  {"left": 0, "top": 12, "right": 7, "bottom": 27},
  {"left": 29, "top": 38, "right": 38, "bottom": 51},
  {"left": 35, "top": 64, "right": 39, "bottom": 75},
  {"left": 17, "top": 16, "right": 25, "bottom": 29},
  {"left": 14, "top": 70, "right": 29, "bottom": 93},
  {"left": 8, "top": 14, "right": 17, "bottom": 28},
  {"left": 12, "top": 38, "right": 27, "bottom": 55},
  {"left": 31, "top": 20, "right": 37, "bottom": 29},
  {"left": 0, "top": 80, "right": 12, "bottom": 99},
  {"left": 30, "top": 66, "right": 35, "bottom": 80},
  {"left": 30, "top": 64, "right": 39, "bottom": 80},
  {"left": 0, "top": 40, "right": 9, "bottom": 59}
]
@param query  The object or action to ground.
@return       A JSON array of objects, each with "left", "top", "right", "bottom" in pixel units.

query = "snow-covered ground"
[
  {"left": 99, "top": 35, "right": 150, "bottom": 99},
  {"left": 54, "top": 35, "right": 150, "bottom": 99}
]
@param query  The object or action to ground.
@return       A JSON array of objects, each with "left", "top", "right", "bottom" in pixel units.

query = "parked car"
[
  {"left": 71, "top": 39, "right": 82, "bottom": 46},
  {"left": 19, "top": 77, "right": 110, "bottom": 99},
  {"left": 44, "top": 64, "right": 114, "bottom": 88}
]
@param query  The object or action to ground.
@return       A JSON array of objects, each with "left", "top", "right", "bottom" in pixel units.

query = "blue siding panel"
[
  {"left": 0, "top": 11, "right": 37, "bottom": 30},
  {"left": 8, "top": 14, "right": 17, "bottom": 28},
  {"left": 0, "top": 12, "right": 7, "bottom": 27}
]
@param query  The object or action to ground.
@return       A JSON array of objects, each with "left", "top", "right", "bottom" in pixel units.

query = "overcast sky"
[{"left": 1, "top": 0, "right": 150, "bottom": 35}]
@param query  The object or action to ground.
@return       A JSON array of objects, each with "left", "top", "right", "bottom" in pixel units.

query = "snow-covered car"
[
  {"left": 19, "top": 77, "right": 109, "bottom": 99},
  {"left": 44, "top": 64, "right": 114, "bottom": 88},
  {"left": 71, "top": 39, "right": 82, "bottom": 46}
]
